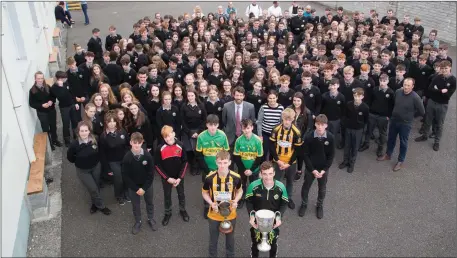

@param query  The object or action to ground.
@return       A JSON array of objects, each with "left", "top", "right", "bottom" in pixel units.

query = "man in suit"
[{"left": 222, "top": 86, "right": 256, "bottom": 155}]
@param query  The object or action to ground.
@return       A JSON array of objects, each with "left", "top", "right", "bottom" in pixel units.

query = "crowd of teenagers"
[{"left": 28, "top": 1, "right": 456, "bottom": 257}]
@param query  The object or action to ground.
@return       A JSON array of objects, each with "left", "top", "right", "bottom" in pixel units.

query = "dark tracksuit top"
[
  {"left": 321, "top": 92, "right": 346, "bottom": 121},
  {"left": 156, "top": 106, "right": 182, "bottom": 137},
  {"left": 246, "top": 91, "right": 267, "bottom": 118},
  {"left": 245, "top": 179, "right": 289, "bottom": 218},
  {"left": 29, "top": 84, "right": 56, "bottom": 113},
  {"left": 205, "top": 100, "right": 224, "bottom": 129},
  {"left": 294, "top": 85, "right": 322, "bottom": 115},
  {"left": 122, "top": 150, "right": 154, "bottom": 192},
  {"left": 427, "top": 74, "right": 457, "bottom": 104},
  {"left": 67, "top": 137, "right": 100, "bottom": 169},
  {"left": 67, "top": 68, "right": 87, "bottom": 99},
  {"left": 103, "top": 63, "right": 123, "bottom": 87},
  {"left": 302, "top": 131, "right": 335, "bottom": 172},
  {"left": 370, "top": 87, "right": 395, "bottom": 117},
  {"left": 105, "top": 34, "right": 122, "bottom": 51},
  {"left": 99, "top": 129, "right": 130, "bottom": 173},
  {"left": 131, "top": 83, "right": 152, "bottom": 108},
  {"left": 277, "top": 89, "right": 295, "bottom": 109},
  {"left": 342, "top": 101, "right": 370, "bottom": 130},
  {"left": 154, "top": 141, "right": 188, "bottom": 180},
  {"left": 122, "top": 68, "right": 138, "bottom": 87},
  {"left": 50, "top": 83, "right": 75, "bottom": 108},
  {"left": 338, "top": 78, "right": 364, "bottom": 103},
  {"left": 87, "top": 37, "right": 103, "bottom": 60}
]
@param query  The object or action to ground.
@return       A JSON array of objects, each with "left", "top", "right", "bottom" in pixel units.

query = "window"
[{"left": 4, "top": 3, "right": 27, "bottom": 60}]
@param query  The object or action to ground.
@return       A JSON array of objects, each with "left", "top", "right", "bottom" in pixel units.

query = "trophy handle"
[{"left": 274, "top": 211, "right": 281, "bottom": 220}]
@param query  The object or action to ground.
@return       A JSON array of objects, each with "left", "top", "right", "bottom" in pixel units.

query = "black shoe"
[
  {"left": 370, "top": 134, "right": 375, "bottom": 140},
  {"left": 338, "top": 162, "right": 348, "bottom": 169},
  {"left": 45, "top": 177, "right": 54, "bottom": 184},
  {"left": 358, "top": 143, "right": 369, "bottom": 152},
  {"left": 376, "top": 146, "right": 383, "bottom": 157},
  {"left": 294, "top": 171, "right": 302, "bottom": 182},
  {"left": 100, "top": 207, "right": 111, "bottom": 215},
  {"left": 180, "top": 210, "right": 190, "bottom": 222},
  {"left": 148, "top": 219, "right": 158, "bottom": 231},
  {"left": 419, "top": 128, "right": 425, "bottom": 134},
  {"left": 337, "top": 143, "right": 344, "bottom": 149},
  {"left": 429, "top": 133, "right": 436, "bottom": 138},
  {"left": 64, "top": 140, "right": 70, "bottom": 147},
  {"left": 53, "top": 141, "right": 63, "bottom": 147},
  {"left": 117, "top": 198, "right": 125, "bottom": 206},
  {"left": 237, "top": 199, "right": 244, "bottom": 209},
  {"left": 162, "top": 214, "right": 172, "bottom": 226},
  {"left": 316, "top": 206, "right": 324, "bottom": 219},
  {"left": 415, "top": 135, "right": 428, "bottom": 142},
  {"left": 124, "top": 195, "right": 131, "bottom": 202},
  {"left": 288, "top": 200, "right": 296, "bottom": 209},
  {"left": 347, "top": 165, "right": 354, "bottom": 173},
  {"left": 51, "top": 144, "right": 56, "bottom": 151},
  {"left": 203, "top": 207, "right": 209, "bottom": 219},
  {"left": 132, "top": 222, "right": 141, "bottom": 235},
  {"left": 90, "top": 204, "right": 98, "bottom": 214},
  {"left": 433, "top": 143, "right": 439, "bottom": 151},
  {"left": 298, "top": 205, "right": 307, "bottom": 217}
]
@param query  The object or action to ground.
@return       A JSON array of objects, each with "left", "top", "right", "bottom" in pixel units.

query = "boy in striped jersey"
[
  {"left": 202, "top": 150, "right": 243, "bottom": 258},
  {"left": 270, "top": 108, "right": 303, "bottom": 210}
]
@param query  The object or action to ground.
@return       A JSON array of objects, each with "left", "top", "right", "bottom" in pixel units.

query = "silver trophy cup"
[{"left": 255, "top": 210, "right": 281, "bottom": 252}]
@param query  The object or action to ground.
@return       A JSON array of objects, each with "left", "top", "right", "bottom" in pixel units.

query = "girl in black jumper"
[
  {"left": 172, "top": 84, "right": 185, "bottom": 110},
  {"left": 289, "top": 92, "right": 314, "bottom": 181},
  {"left": 220, "top": 79, "right": 234, "bottom": 103},
  {"left": 99, "top": 83, "right": 119, "bottom": 110},
  {"left": 180, "top": 89, "right": 207, "bottom": 175},
  {"left": 82, "top": 103, "right": 104, "bottom": 136},
  {"left": 127, "top": 103, "right": 154, "bottom": 153},
  {"left": 67, "top": 121, "right": 111, "bottom": 215},
  {"left": 99, "top": 112, "right": 130, "bottom": 205},
  {"left": 89, "top": 64, "right": 109, "bottom": 98},
  {"left": 157, "top": 91, "right": 182, "bottom": 140},
  {"left": 29, "top": 71, "right": 62, "bottom": 150},
  {"left": 88, "top": 94, "right": 107, "bottom": 136},
  {"left": 145, "top": 85, "right": 162, "bottom": 142},
  {"left": 205, "top": 85, "right": 224, "bottom": 129}
]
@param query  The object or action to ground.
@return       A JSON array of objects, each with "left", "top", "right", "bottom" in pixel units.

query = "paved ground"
[{"left": 56, "top": 2, "right": 457, "bottom": 257}]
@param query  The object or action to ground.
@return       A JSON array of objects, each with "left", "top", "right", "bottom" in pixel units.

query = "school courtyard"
[{"left": 27, "top": 2, "right": 456, "bottom": 257}]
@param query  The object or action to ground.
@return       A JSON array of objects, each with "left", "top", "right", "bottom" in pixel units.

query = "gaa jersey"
[
  {"left": 269, "top": 124, "right": 303, "bottom": 163},
  {"left": 233, "top": 134, "right": 264, "bottom": 174},
  {"left": 245, "top": 179, "right": 289, "bottom": 216},
  {"left": 202, "top": 170, "right": 242, "bottom": 221},
  {"left": 196, "top": 129, "right": 230, "bottom": 171}
]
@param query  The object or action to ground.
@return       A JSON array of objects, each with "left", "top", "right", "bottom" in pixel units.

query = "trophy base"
[
  {"left": 257, "top": 242, "right": 271, "bottom": 252},
  {"left": 219, "top": 226, "right": 233, "bottom": 234}
]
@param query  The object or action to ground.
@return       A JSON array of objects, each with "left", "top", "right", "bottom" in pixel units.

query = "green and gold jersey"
[
  {"left": 196, "top": 129, "right": 230, "bottom": 171},
  {"left": 233, "top": 134, "right": 263, "bottom": 174}
]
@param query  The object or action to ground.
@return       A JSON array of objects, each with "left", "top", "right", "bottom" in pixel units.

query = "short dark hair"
[
  {"left": 55, "top": 71, "right": 67, "bottom": 79},
  {"left": 260, "top": 161, "right": 274, "bottom": 172},
  {"left": 241, "top": 118, "right": 254, "bottom": 128},
  {"left": 233, "top": 86, "right": 245, "bottom": 95},
  {"left": 130, "top": 132, "right": 144, "bottom": 143},
  {"left": 206, "top": 114, "right": 219, "bottom": 125},
  {"left": 92, "top": 28, "right": 100, "bottom": 34},
  {"left": 315, "top": 114, "right": 328, "bottom": 124}
]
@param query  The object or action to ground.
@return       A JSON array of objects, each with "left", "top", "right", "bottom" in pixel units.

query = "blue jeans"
[
  {"left": 386, "top": 120, "right": 412, "bottom": 162},
  {"left": 81, "top": 4, "right": 89, "bottom": 24}
]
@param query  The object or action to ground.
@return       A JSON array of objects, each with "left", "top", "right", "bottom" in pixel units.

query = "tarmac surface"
[{"left": 58, "top": 2, "right": 456, "bottom": 257}]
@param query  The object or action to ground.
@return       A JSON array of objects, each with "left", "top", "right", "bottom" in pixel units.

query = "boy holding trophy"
[
  {"left": 202, "top": 150, "right": 243, "bottom": 258},
  {"left": 245, "top": 161, "right": 289, "bottom": 258}
]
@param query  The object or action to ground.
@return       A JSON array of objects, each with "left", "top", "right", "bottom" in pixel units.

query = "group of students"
[{"left": 28, "top": 2, "right": 456, "bottom": 257}]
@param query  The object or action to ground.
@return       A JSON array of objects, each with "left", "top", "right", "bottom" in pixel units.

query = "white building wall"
[{"left": 1, "top": 2, "right": 58, "bottom": 257}]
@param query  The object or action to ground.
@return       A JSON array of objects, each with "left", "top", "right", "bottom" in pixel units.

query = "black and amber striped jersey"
[
  {"left": 269, "top": 124, "right": 303, "bottom": 164},
  {"left": 202, "top": 170, "right": 242, "bottom": 221}
]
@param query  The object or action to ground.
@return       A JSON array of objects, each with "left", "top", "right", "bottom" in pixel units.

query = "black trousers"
[
  {"left": 37, "top": 110, "right": 58, "bottom": 143},
  {"left": 250, "top": 227, "right": 279, "bottom": 258},
  {"left": 363, "top": 113, "right": 388, "bottom": 147},
  {"left": 59, "top": 105, "right": 82, "bottom": 140},
  {"left": 240, "top": 172, "right": 258, "bottom": 201},
  {"left": 343, "top": 128, "right": 363, "bottom": 165},
  {"left": 301, "top": 170, "right": 328, "bottom": 206},
  {"left": 129, "top": 185, "right": 154, "bottom": 223},
  {"left": 161, "top": 178, "right": 186, "bottom": 215}
]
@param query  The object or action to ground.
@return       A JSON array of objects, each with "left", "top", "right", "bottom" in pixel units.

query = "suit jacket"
[{"left": 222, "top": 101, "right": 256, "bottom": 145}]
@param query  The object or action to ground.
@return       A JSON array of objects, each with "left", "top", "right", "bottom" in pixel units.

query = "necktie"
[
  {"left": 134, "top": 154, "right": 141, "bottom": 161},
  {"left": 108, "top": 132, "right": 116, "bottom": 138},
  {"left": 235, "top": 105, "right": 241, "bottom": 136}
]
